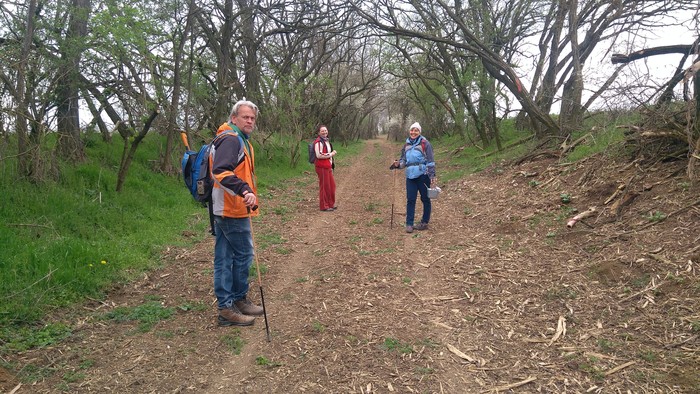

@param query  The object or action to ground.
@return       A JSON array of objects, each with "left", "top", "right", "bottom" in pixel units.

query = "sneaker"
[
  {"left": 235, "top": 298, "right": 265, "bottom": 316},
  {"left": 405, "top": 225, "right": 413, "bottom": 233},
  {"left": 415, "top": 222, "right": 429, "bottom": 231},
  {"left": 218, "top": 305, "right": 255, "bottom": 326}
]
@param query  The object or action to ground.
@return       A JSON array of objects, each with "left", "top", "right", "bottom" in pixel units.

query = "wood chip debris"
[
  {"left": 446, "top": 343, "right": 486, "bottom": 366},
  {"left": 548, "top": 316, "right": 566, "bottom": 346},
  {"left": 604, "top": 360, "right": 636, "bottom": 376},
  {"left": 481, "top": 376, "right": 536, "bottom": 393},
  {"left": 432, "top": 320, "right": 456, "bottom": 330}
]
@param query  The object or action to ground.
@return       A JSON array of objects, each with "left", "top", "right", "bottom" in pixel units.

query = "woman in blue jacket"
[{"left": 391, "top": 122, "right": 436, "bottom": 233}]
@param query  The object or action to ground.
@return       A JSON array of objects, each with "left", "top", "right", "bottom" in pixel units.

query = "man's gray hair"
[{"left": 230, "top": 100, "right": 259, "bottom": 117}]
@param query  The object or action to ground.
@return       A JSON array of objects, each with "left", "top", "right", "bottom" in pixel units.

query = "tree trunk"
[
  {"left": 236, "top": 0, "right": 260, "bottom": 104},
  {"left": 116, "top": 109, "right": 160, "bottom": 192},
  {"left": 533, "top": 1, "right": 566, "bottom": 117},
  {"left": 161, "top": 0, "right": 196, "bottom": 174},
  {"left": 478, "top": 63, "right": 500, "bottom": 150},
  {"left": 56, "top": 0, "right": 90, "bottom": 162},
  {"left": 689, "top": 69, "right": 700, "bottom": 182},
  {"left": 80, "top": 87, "right": 111, "bottom": 142},
  {"left": 559, "top": 0, "right": 583, "bottom": 136},
  {"left": 215, "top": 0, "right": 236, "bottom": 126},
  {"left": 15, "top": 0, "right": 38, "bottom": 179}
]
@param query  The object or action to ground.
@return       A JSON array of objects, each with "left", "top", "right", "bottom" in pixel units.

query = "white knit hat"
[{"left": 409, "top": 122, "right": 421, "bottom": 132}]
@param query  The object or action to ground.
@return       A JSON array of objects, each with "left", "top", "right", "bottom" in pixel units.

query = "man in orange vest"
[{"left": 210, "top": 100, "right": 262, "bottom": 326}]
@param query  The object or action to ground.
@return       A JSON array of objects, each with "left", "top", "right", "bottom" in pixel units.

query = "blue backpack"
[
  {"left": 181, "top": 131, "right": 236, "bottom": 204},
  {"left": 181, "top": 130, "right": 240, "bottom": 235}
]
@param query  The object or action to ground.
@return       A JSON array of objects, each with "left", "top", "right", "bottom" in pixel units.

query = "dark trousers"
[{"left": 406, "top": 174, "right": 431, "bottom": 226}]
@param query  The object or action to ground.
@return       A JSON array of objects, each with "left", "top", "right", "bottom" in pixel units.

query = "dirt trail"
[{"left": 3, "top": 137, "right": 699, "bottom": 393}]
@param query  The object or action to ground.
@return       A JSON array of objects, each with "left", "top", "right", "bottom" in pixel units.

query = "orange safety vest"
[{"left": 211, "top": 123, "right": 259, "bottom": 218}]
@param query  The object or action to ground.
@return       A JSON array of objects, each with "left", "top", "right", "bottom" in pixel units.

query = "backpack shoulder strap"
[
  {"left": 213, "top": 129, "right": 236, "bottom": 143},
  {"left": 405, "top": 138, "right": 425, "bottom": 154},
  {"left": 314, "top": 138, "right": 327, "bottom": 154}
]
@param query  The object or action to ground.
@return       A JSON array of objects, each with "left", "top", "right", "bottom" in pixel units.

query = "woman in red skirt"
[{"left": 313, "top": 125, "right": 337, "bottom": 211}]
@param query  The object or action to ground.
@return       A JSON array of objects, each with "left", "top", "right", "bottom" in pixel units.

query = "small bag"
[{"left": 428, "top": 186, "right": 441, "bottom": 199}]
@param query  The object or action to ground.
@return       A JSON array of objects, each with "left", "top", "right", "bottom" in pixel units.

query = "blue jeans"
[
  {"left": 406, "top": 174, "right": 431, "bottom": 226},
  {"left": 213, "top": 216, "right": 253, "bottom": 309}
]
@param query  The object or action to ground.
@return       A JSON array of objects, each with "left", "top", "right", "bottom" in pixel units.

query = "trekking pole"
[
  {"left": 390, "top": 166, "right": 396, "bottom": 229},
  {"left": 247, "top": 206, "right": 271, "bottom": 342}
]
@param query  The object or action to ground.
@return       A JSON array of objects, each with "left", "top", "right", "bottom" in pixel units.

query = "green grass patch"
[
  {"left": 255, "top": 232, "right": 286, "bottom": 250},
  {"left": 249, "top": 262, "right": 268, "bottom": 278},
  {"left": 0, "top": 135, "right": 203, "bottom": 328},
  {"left": 415, "top": 366, "right": 434, "bottom": 375},
  {"left": 221, "top": 330, "right": 246, "bottom": 355},
  {"left": 646, "top": 211, "right": 667, "bottom": 222},
  {"left": 436, "top": 120, "right": 534, "bottom": 182},
  {"left": 545, "top": 286, "right": 578, "bottom": 300},
  {"left": 579, "top": 358, "right": 606, "bottom": 382},
  {"left": 562, "top": 120, "right": 627, "bottom": 163},
  {"left": 0, "top": 323, "right": 72, "bottom": 353},
  {"left": 255, "top": 355, "right": 282, "bottom": 367},
  {"left": 597, "top": 337, "right": 616, "bottom": 353},
  {"left": 312, "top": 320, "right": 326, "bottom": 333},
  {"left": 364, "top": 202, "right": 379, "bottom": 212},
  {"left": 639, "top": 350, "right": 658, "bottom": 362},
  {"left": 382, "top": 337, "right": 414, "bottom": 354},
  {"left": 274, "top": 247, "right": 292, "bottom": 255},
  {"left": 102, "top": 300, "right": 175, "bottom": 333},
  {"left": 177, "top": 300, "right": 208, "bottom": 312}
]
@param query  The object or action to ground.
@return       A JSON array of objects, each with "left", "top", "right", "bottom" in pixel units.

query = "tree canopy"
[{"left": 1, "top": 0, "right": 698, "bottom": 184}]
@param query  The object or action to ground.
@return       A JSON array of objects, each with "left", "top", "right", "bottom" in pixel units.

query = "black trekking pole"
[
  {"left": 390, "top": 167, "right": 396, "bottom": 229},
  {"left": 390, "top": 160, "right": 399, "bottom": 229},
  {"left": 247, "top": 206, "right": 271, "bottom": 342}
]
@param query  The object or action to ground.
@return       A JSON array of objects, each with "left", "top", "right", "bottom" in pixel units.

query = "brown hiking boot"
[
  {"left": 235, "top": 298, "right": 264, "bottom": 316},
  {"left": 218, "top": 305, "right": 255, "bottom": 326},
  {"left": 415, "top": 222, "right": 429, "bottom": 231},
  {"left": 405, "top": 225, "right": 414, "bottom": 233}
]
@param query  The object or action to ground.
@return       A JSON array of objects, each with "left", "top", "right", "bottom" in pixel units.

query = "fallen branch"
[
  {"left": 561, "top": 133, "right": 592, "bottom": 154},
  {"left": 664, "top": 335, "right": 698, "bottom": 349},
  {"left": 6, "top": 222, "right": 61, "bottom": 237},
  {"left": 611, "top": 191, "right": 638, "bottom": 217},
  {"left": 604, "top": 360, "right": 636, "bottom": 376},
  {"left": 640, "top": 131, "right": 684, "bottom": 140},
  {"left": 446, "top": 343, "right": 485, "bottom": 366},
  {"left": 618, "top": 280, "right": 663, "bottom": 303},
  {"left": 522, "top": 337, "right": 549, "bottom": 343},
  {"left": 647, "top": 253, "right": 674, "bottom": 266},
  {"left": 566, "top": 207, "right": 596, "bottom": 228},
  {"left": 481, "top": 135, "right": 535, "bottom": 159},
  {"left": 604, "top": 185, "right": 625, "bottom": 205},
  {"left": 637, "top": 199, "right": 700, "bottom": 230},
  {"left": 609, "top": 174, "right": 638, "bottom": 217},
  {"left": 481, "top": 376, "right": 536, "bottom": 393}
]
